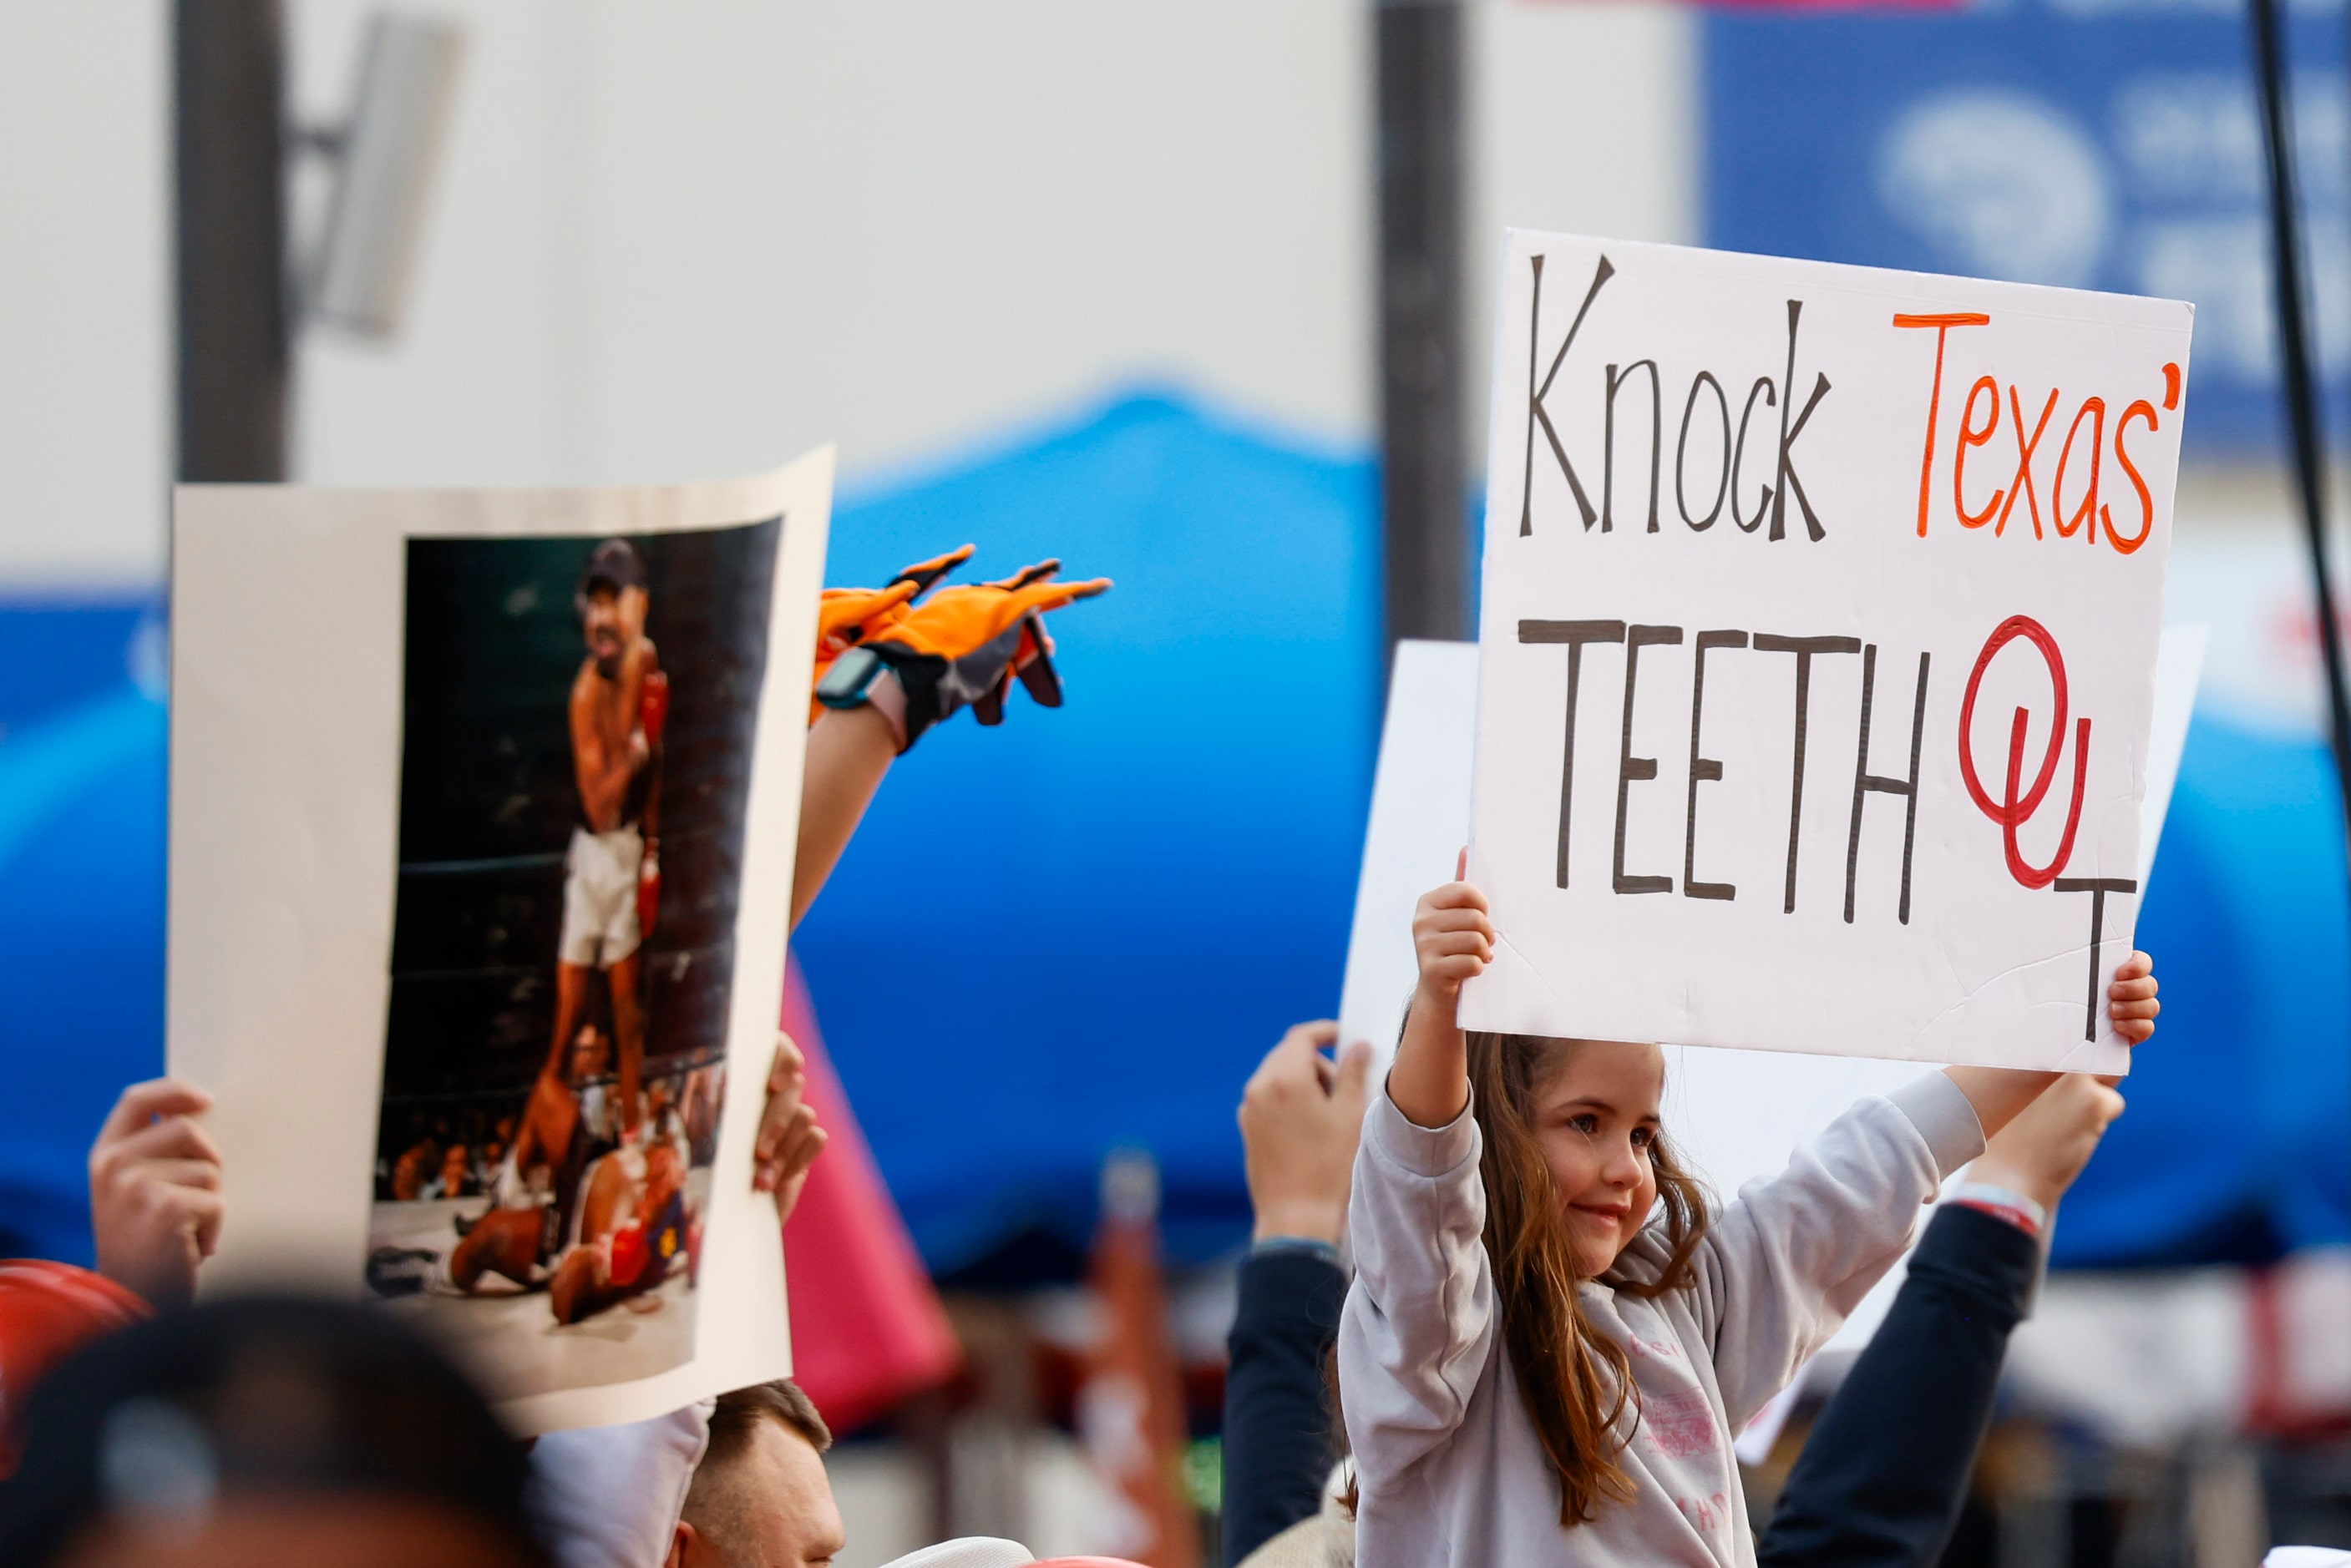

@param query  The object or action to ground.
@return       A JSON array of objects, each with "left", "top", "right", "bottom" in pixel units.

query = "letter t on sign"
[
  {"left": 1893, "top": 312, "right": 1991, "bottom": 538},
  {"left": 1754, "top": 634, "right": 1862, "bottom": 913},
  {"left": 2053, "top": 878, "right": 2137, "bottom": 1042},
  {"left": 1522, "top": 620, "right": 1628, "bottom": 889}
]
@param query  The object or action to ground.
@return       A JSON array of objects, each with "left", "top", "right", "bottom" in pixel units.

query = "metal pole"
[
  {"left": 2250, "top": 0, "right": 2351, "bottom": 837},
  {"left": 1376, "top": 0, "right": 1469, "bottom": 649},
  {"left": 175, "top": 0, "right": 290, "bottom": 483}
]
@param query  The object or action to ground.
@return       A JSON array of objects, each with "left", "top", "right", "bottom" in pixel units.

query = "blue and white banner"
[{"left": 1706, "top": 0, "right": 2348, "bottom": 455}]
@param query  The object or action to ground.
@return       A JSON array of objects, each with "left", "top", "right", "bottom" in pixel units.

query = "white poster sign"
[
  {"left": 170, "top": 451, "right": 831, "bottom": 1434},
  {"left": 1465, "top": 232, "right": 2193, "bottom": 1071}
]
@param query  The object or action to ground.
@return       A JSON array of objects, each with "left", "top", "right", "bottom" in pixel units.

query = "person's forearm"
[
  {"left": 1388, "top": 987, "right": 1468, "bottom": 1129},
  {"left": 1253, "top": 1198, "right": 1345, "bottom": 1247},
  {"left": 1942, "top": 1067, "right": 2057, "bottom": 1142},
  {"left": 1223, "top": 1248, "right": 1348, "bottom": 1566},
  {"left": 791, "top": 706, "right": 896, "bottom": 929},
  {"left": 1758, "top": 1205, "right": 2038, "bottom": 1568}
]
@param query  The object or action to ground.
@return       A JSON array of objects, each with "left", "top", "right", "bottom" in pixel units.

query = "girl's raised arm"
[
  {"left": 1389, "top": 868, "right": 1492, "bottom": 1130},
  {"left": 1336, "top": 873, "right": 1503, "bottom": 1493}
]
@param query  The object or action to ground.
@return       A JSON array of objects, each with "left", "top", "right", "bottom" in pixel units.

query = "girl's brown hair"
[{"left": 1467, "top": 1029, "right": 1710, "bottom": 1528}]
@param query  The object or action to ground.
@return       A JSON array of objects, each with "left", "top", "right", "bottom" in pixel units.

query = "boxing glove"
[{"left": 638, "top": 668, "right": 670, "bottom": 746}]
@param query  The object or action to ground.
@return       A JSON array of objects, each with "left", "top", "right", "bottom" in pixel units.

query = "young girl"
[{"left": 1339, "top": 875, "right": 2159, "bottom": 1568}]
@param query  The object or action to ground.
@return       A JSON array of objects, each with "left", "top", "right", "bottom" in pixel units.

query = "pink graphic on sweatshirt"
[
  {"left": 1676, "top": 1490, "right": 1735, "bottom": 1536},
  {"left": 1640, "top": 1385, "right": 1720, "bottom": 1461}
]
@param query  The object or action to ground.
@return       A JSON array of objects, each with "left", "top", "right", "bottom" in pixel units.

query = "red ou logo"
[{"left": 1958, "top": 615, "right": 2090, "bottom": 889}]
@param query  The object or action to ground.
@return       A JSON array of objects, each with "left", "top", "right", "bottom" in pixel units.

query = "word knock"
[{"left": 1520, "top": 254, "right": 1833, "bottom": 544}]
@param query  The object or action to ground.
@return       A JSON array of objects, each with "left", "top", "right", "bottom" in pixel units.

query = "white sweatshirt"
[
  {"left": 1339, "top": 1073, "right": 1984, "bottom": 1568},
  {"left": 532, "top": 1401, "right": 710, "bottom": 1568}
]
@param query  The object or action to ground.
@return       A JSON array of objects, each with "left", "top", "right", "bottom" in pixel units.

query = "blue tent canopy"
[
  {"left": 2055, "top": 715, "right": 2351, "bottom": 1265},
  {"left": 0, "top": 680, "right": 165, "bottom": 1262},
  {"left": 795, "top": 392, "right": 1381, "bottom": 1268},
  {"left": 2, "top": 390, "right": 2344, "bottom": 1273}
]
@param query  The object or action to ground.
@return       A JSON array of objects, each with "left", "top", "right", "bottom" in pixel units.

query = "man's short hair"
[
  {"left": 707, "top": 1379, "right": 830, "bottom": 1470},
  {"left": 681, "top": 1381, "right": 833, "bottom": 1559}
]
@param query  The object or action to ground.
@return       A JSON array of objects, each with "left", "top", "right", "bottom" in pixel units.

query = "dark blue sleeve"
[
  {"left": 1221, "top": 1247, "right": 1347, "bottom": 1567},
  {"left": 1757, "top": 1203, "right": 2039, "bottom": 1568}
]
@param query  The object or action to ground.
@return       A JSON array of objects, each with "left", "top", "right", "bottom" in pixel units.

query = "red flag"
[
  {"left": 1077, "top": 1153, "right": 1201, "bottom": 1568},
  {"left": 778, "top": 955, "right": 961, "bottom": 1433}
]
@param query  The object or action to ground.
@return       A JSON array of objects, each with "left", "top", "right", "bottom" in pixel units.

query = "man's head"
[
  {"left": 578, "top": 540, "right": 648, "bottom": 678},
  {"left": 0, "top": 1296, "right": 547, "bottom": 1568},
  {"left": 569, "top": 1024, "right": 610, "bottom": 1086},
  {"left": 667, "top": 1381, "right": 841, "bottom": 1568}
]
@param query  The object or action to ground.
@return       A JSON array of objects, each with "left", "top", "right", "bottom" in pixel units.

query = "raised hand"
[
  {"left": 1239, "top": 1020, "right": 1374, "bottom": 1246},
  {"left": 1412, "top": 864, "right": 1495, "bottom": 1005},
  {"left": 89, "top": 1079, "right": 225, "bottom": 1309},
  {"left": 1968, "top": 1072, "right": 2127, "bottom": 1215},
  {"left": 1391, "top": 857, "right": 1497, "bottom": 1130},
  {"left": 754, "top": 1033, "right": 829, "bottom": 1227},
  {"left": 2108, "top": 951, "right": 2158, "bottom": 1044}
]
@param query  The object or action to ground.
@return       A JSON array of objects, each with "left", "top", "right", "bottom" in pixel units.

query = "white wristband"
[
  {"left": 1948, "top": 1181, "right": 2046, "bottom": 1238},
  {"left": 864, "top": 667, "right": 909, "bottom": 751}
]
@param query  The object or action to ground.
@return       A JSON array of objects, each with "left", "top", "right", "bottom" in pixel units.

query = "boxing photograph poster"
[
  {"left": 368, "top": 521, "right": 773, "bottom": 1404},
  {"left": 169, "top": 452, "right": 831, "bottom": 1434},
  {"left": 1463, "top": 231, "right": 2193, "bottom": 1072}
]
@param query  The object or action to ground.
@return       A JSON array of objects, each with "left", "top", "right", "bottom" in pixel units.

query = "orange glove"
[
  {"left": 819, "top": 561, "right": 1111, "bottom": 749},
  {"left": 809, "top": 544, "right": 975, "bottom": 721}
]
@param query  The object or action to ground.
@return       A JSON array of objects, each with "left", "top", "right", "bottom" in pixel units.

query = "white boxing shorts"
[{"left": 558, "top": 824, "right": 644, "bottom": 968}]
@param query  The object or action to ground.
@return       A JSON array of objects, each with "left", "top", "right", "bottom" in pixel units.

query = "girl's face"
[{"left": 1529, "top": 1040, "right": 1666, "bottom": 1277}]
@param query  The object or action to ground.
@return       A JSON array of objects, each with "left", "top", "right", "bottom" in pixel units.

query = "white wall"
[
  {"left": 291, "top": 0, "right": 1378, "bottom": 491},
  {"left": 0, "top": 0, "right": 1696, "bottom": 586},
  {"left": 0, "top": 3, "right": 170, "bottom": 590},
  {"left": 1468, "top": 1, "right": 1697, "bottom": 443}
]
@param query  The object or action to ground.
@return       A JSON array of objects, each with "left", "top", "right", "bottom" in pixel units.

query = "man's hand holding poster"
[{"left": 1463, "top": 232, "right": 2193, "bottom": 1072}]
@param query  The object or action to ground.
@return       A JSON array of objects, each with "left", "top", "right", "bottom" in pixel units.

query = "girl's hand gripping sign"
[{"left": 1464, "top": 231, "right": 2191, "bottom": 1072}]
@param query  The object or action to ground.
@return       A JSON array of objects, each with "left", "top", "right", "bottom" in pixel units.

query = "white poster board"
[
  {"left": 1337, "top": 640, "right": 1483, "bottom": 1063},
  {"left": 170, "top": 451, "right": 831, "bottom": 1434},
  {"left": 1466, "top": 232, "right": 2193, "bottom": 1072}
]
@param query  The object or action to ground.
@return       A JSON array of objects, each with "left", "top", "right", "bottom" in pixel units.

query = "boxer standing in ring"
[
  {"left": 446, "top": 542, "right": 668, "bottom": 1295},
  {"left": 547, "top": 539, "right": 663, "bottom": 1143}
]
